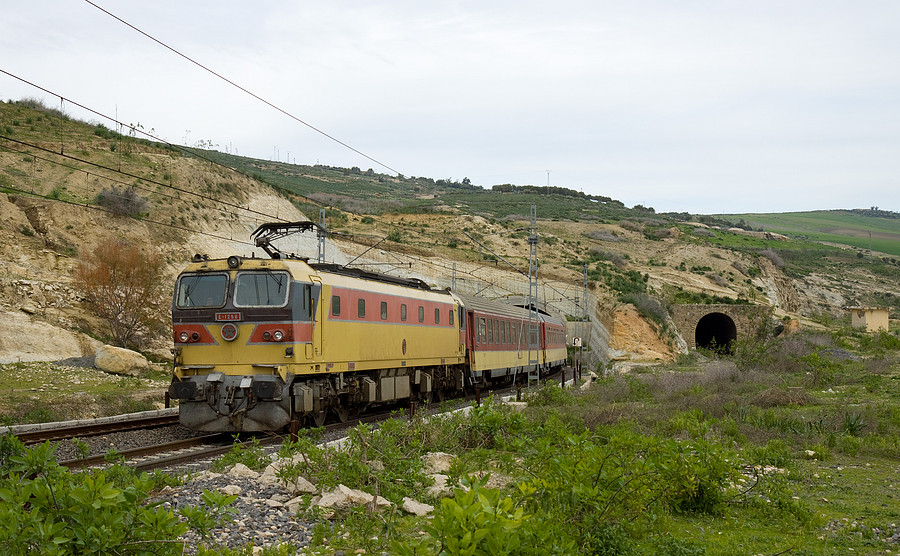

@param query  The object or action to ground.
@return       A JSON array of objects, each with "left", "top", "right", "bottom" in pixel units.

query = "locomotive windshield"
[
  {"left": 175, "top": 273, "right": 228, "bottom": 308},
  {"left": 234, "top": 271, "right": 290, "bottom": 307}
]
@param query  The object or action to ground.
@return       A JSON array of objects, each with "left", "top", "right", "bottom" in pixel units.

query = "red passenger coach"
[{"left": 459, "top": 295, "right": 566, "bottom": 386}]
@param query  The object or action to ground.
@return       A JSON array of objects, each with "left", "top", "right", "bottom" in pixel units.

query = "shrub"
[
  {"left": 0, "top": 441, "right": 188, "bottom": 554},
  {"left": 759, "top": 248, "right": 785, "bottom": 269},
  {"left": 96, "top": 187, "right": 148, "bottom": 217},
  {"left": 74, "top": 239, "right": 165, "bottom": 348}
]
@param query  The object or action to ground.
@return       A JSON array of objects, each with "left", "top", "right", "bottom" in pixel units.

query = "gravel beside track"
[
  {"left": 52, "top": 424, "right": 207, "bottom": 461},
  {"left": 156, "top": 473, "right": 320, "bottom": 553}
]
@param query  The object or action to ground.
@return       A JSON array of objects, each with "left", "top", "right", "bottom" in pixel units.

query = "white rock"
[
  {"left": 0, "top": 311, "right": 101, "bottom": 364},
  {"left": 426, "top": 473, "right": 454, "bottom": 498},
  {"left": 401, "top": 497, "right": 434, "bottom": 516},
  {"left": 190, "top": 471, "right": 223, "bottom": 483},
  {"left": 227, "top": 463, "right": 260, "bottom": 480},
  {"left": 290, "top": 475, "right": 317, "bottom": 495},
  {"left": 317, "top": 484, "right": 392, "bottom": 510},
  {"left": 423, "top": 452, "right": 456, "bottom": 474},
  {"left": 285, "top": 496, "right": 306, "bottom": 515},
  {"left": 265, "top": 499, "right": 284, "bottom": 508},
  {"left": 220, "top": 485, "right": 242, "bottom": 496},
  {"left": 94, "top": 344, "right": 149, "bottom": 376}
]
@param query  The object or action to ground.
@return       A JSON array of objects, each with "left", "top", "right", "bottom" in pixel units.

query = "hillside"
[
  {"left": 720, "top": 209, "right": 900, "bottom": 257},
  {"left": 1, "top": 97, "right": 899, "bottom": 371}
]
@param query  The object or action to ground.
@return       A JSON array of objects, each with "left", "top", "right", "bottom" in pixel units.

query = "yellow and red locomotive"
[{"left": 168, "top": 222, "right": 567, "bottom": 432}]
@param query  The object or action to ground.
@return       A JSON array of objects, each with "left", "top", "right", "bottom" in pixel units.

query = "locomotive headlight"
[
  {"left": 263, "top": 331, "right": 272, "bottom": 340},
  {"left": 273, "top": 330, "right": 284, "bottom": 341},
  {"left": 179, "top": 331, "right": 190, "bottom": 342}
]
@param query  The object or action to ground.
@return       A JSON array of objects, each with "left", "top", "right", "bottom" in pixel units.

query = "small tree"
[{"left": 75, "top": 239, "right": 165, "bottom": 348}]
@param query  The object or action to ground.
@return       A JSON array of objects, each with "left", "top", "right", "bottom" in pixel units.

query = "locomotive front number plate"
[{"left": 216, "top": 312, "right": 242, "bottom": 322}]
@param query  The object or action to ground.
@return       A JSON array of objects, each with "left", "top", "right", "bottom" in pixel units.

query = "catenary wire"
[
  {"left": 82, "top": 0, "right": 401, "bottom": 176},
  {"left": 1, "top": 87, "right": 576, "bottom": 309}
]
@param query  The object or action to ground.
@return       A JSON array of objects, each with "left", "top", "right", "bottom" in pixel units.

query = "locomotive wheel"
[
  {"left": 311, "top": 411, "right": 327, "bottom": 427},
  {"left": 435, "top": 388, "right": 446, "bottom": 402},
  {"left": 335, "top": 404, "right": 350, "bottom": 423}
]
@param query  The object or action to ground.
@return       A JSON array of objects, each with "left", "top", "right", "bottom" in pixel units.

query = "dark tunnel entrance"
[{"left": 695, "top": 312, "right": 738, "bottom": 354}]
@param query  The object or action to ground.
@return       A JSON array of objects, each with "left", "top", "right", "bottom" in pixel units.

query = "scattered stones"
[{"left": 317, "top": 484, "right": 392, "bottom": 511}]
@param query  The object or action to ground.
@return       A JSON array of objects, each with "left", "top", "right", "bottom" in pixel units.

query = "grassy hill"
[{"left": 720, "top": 210, "right": 900, "bottom": 257}]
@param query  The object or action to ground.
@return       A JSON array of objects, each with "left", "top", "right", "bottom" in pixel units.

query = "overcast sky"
[{"left": 2, "top": 1, "right": 899, "bottom": 214}]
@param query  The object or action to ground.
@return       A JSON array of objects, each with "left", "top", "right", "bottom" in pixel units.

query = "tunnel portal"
[{"left": 695, "top": 312, "right": 738, "bottom": 354}]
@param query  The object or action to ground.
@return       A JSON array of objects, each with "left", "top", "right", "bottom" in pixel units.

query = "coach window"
[
  {"left": 434, "top": 308, "right": 440, "bottom": 324},
  {"left": 507, "top": 322, "right": 511, "bottom": 343},
  {"left": 494, "top": 321, "right": 500, "bottom": 344},
  {"left": 500, "top": 321, "right": 506, "bottom": 344},
  {"left": 380, "top": 301, "right": 388, "bottom": 320},
  {"left": 358, "top": 298, "right": 366, "bottom": 319},
  {"left": 487, "top": 319, "right": 493, "bottom": 343},
  {"left": 401, "top": 304, "right": 407, "bottom": 321},
  {"left": 331, "top": 295, "right": 341, "bottom": 316},
  {"left": 418, "top": 306, "right": 425, "bottom": 323},
  {"left": 478, "top": 317, "right": 486, "bottom": 343}
]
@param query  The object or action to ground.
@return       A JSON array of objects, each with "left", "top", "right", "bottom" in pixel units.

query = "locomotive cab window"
[
  {"left": 332, "top": 295, "right": 341, "bottom": 316},
  {"left": 175, "top": 273, "right": 228, "bottom": 308},
  {"left": 292, "top": 283, "right": 313, "bottom": 320},
  {"left": 234, "top": 271, "right": 290, "bottom": 307}
]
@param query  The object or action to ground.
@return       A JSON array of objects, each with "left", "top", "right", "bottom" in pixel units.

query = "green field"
[{"left": 721, "top": 210, "right": 900, "bottom": 257}]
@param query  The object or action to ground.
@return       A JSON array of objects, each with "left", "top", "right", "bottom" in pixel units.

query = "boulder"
[
  {"left": 0, "top": 311, "right": 101, "bottom": 364},
  {"left": 94, "top": 344, "right": 149, "bottom": 376}
]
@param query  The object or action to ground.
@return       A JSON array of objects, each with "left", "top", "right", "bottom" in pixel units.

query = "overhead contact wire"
[{"left": 83, "top": 0, "right": 401, "bottom": 176}]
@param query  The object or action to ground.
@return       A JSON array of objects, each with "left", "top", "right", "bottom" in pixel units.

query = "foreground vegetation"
[{"left": 4, "top": 324, "right": 898, "bottom": 554}]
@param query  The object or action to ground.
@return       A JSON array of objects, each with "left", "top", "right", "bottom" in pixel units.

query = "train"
[{"left": 168, "top": 223, "right": 567, "bottom": 432}]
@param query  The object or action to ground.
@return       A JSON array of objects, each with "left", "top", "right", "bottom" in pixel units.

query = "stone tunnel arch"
[
  {"left": 694, "top": 312, "right": 738, "bottom": 354},
  {"left": 669, "top": 304, "right": 771, "bottom": 353}
]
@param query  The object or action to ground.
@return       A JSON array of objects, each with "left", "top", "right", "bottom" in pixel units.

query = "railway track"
[
  {"left": 9, "top": 370, "right": 572, "bottom": 474},
  {"left": 1, "top": 409, "right": 181, "bottom": 446}
]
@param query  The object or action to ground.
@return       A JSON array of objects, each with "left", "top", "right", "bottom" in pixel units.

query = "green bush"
[
  {"left": 0, "top": 440, "right": 188, "bottom": 554},
  {"left": 398, "top": 475, "right": 529, "bottom": 556}
]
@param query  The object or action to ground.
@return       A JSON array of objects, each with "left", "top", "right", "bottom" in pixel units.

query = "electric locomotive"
[{"left": 168, "top": 222, "right": 567, "bottom": 432}]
